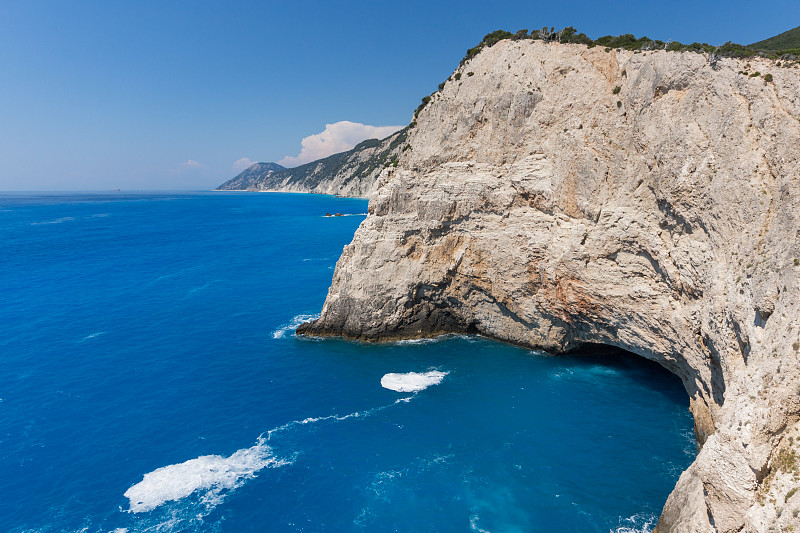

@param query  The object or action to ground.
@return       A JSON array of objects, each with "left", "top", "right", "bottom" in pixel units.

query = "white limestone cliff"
[{"left": 298, "top": 40, "right": 800, "bottom": 532}]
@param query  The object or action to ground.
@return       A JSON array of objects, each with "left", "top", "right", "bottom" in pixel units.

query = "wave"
[
  {"left": 30, "top": 213, "right": 109, "bottom": 226},
  {"left": 186, "top": 283, "right": 209, "bottom": 295},
  {"left": 391, "top": 333, "right": 478, "bottom": 345},
  {"left": 80, "top": 332, "right": 106, "bottom": 342},
  {"left": 272, "top": 313, "right": 320, "bottom": 339},
  {"left": 124, "top": 396, "right": 415, "bottom": 517},
  {"left": 381, "top": 370, "right": 449, "bottom": 392},
  {"left": 124, "top": 437, "right": 289, "bottom": 514},
  {"left": 469, "top": 514, "right": 491, "bottom": 533},
  {"left": 30, "top": 216, "right": 76, "bottom": 225},
  {"left": 613, "top": 513, "right": 657, "bottom": 533}
]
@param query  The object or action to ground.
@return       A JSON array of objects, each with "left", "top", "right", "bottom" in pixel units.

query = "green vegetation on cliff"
[
  {"left": 409, "top": 25, "right": 800, "bottom": 121},
  {"left": 459, "top": 26, "right": 800, "bottom": 67},
  {"left": 749, "top": 25, "right": 800, "bottom": 51}
]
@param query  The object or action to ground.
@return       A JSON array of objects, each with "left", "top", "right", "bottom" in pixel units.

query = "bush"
[
  {"left": 456, "top": 26, "right": 792, "bottom": 70},
  {"left": 483, "top": 30, "right": 514, "bottom": 46},
  {"left": 413, "top": 95, "right": 432, "bottom": 118},
  {"left": 512, "top": 29, "right": 529, "bottom": 41},
  {"left": 613, "top": 85, "right": 621, "bottom": 94},
  {"left": 454, "top": 72, "right": 462, "bottom": 80},
  {"left": 460, "top": 30, "right": 514, "bottom": 66},
  {"left": 763, "top": 73, "right": 774, "bottom": 82},
  {"left": 467, "top": 72, "right": 474, "bottom": 76},
  {"left": 617, "top": 100, "right": 622, "bottom": 108}
]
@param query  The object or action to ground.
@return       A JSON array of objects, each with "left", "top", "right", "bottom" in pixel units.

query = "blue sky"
[{"left": 1, "top": 0, "right": 797, "bottom": 190}]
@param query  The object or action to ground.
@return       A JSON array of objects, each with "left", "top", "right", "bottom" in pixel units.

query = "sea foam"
[
  {"left": 30, "top": 216, "right": 76, "bottom": 225},
  {"left": 614, "top": 513, "right": 657, "bottom": 533},
  {"left": 124, "top": 437, "right": 287, "bottom": 513},
  {"left": 124, "top": 396, "right": 415, "bottom": 515},
  {"left": 381, "top": 371, "right": 449, "bottom": 392},
  {"left": 80, "top": 331, "right": 106, "bottom": 342},
  {"left": 272, "top": 313, "right": 320, "bottom": 339}
]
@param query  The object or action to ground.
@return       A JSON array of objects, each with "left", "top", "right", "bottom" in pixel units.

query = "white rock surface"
[{"left": 299, "top": 41, "right": 800, "bottom": 532}]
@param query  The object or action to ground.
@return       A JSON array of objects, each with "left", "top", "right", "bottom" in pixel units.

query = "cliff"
[
  {"left": 216, "top": 162, "right": 286, "bottom": 191},
  {"left": 298, "top": 40, "right": 800, "bottom": 531},
  {"left": 216, "top": 128, "right": 408, "bottom": 197}
]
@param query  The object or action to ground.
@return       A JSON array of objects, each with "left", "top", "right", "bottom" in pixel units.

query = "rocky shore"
[{"left": 298, "top": 40, "right": 800, "bottom": 531}]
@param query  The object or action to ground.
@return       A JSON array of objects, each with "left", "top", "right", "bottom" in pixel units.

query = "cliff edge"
[{"left": 299, "top": 40, "right": 800, "bottom": 531}]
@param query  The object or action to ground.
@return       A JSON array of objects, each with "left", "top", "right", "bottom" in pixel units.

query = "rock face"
[
  {"left": 216, "top": 129, "right": 408, "bottom": 197},
  {"left": 216, "top": 162, "right": 287, "bottom": 191},
  {"left": 298, "top": 40, "right": 800, "bottom": 531}
]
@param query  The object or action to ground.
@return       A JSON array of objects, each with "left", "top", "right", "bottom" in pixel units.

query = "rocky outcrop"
[
  {"left": 216, "top": 129, "right": 408, "bottom": 197},
  {"left": 298, "top": 40, "right": 800, "bottom": 531},
  {"left": 216, "top": 162, "right": 287, "bottom": 191}
]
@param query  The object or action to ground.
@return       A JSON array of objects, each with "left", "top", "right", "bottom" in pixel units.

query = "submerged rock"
[{"left": 299, "top": 40, "right": 800, "bottom": 532}]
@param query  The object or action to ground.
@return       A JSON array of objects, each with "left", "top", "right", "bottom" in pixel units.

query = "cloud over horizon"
[
  {"left": 278, "top": 121, "right": 403, "bottom": 167},
  {"left": 182, "top": 160, "right": 201, "bottom": 168}
]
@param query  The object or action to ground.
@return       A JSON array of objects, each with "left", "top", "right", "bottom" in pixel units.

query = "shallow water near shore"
[{"left": 0, "top": 191, "right": 695, "bottom": 532}]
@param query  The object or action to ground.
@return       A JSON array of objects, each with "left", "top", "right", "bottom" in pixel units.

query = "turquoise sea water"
[{"left": 0, "top": 192, "right": 696, "bottom": 532}]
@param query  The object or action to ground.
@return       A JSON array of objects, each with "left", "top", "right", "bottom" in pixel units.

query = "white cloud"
[
  {"left": 278, "top": 121, "right": 403, "bottom": 167},
  {"left": 182, "top": 160, "right": 201, "bottom": 168},
  {"left": 232, "top": 157, "right": 256, "bottom": 171}
]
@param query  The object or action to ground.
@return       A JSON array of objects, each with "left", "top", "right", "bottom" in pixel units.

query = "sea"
[{"left": 0, "top": 191, "right": 696, "bottom": 533}]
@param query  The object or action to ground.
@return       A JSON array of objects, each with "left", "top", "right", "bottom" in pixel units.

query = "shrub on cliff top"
[
  {"left": 457, "top": 26, "right": 795, "bottom": 71},
  {"left": 460, "top": 30, "right": 514, "bottom": 65},
  {"left": 417, "top": 26, "right": 792, "bottom": 130}
]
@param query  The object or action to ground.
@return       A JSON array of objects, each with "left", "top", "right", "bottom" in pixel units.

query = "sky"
[{"left": 0, "top": 0, "right": 797, "bottom": 190}]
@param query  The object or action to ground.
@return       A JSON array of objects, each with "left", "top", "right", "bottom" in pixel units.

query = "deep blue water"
[{"left": 0, "top": 191, "right": 696, "bottom": 533}]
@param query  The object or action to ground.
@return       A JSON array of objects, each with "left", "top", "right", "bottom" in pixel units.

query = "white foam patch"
[
  {"left": 614, "top": 513, "right": 657, "bottom": 533},
  {"left": 272, "top": 313, "right": 320, "bottom": 339},
  {"left": 391, "top": 334, "right": 478, "bottom": 345},
  {"left": 31, "top": 216, "right": 76, "bottom": 225},
  {"left": 81, "top": 331, "right": 106, "bottom": 341},
  {"left": 124, "top": 437, "right": 287, "bottom": 513},
  {"left": 469, "top": 514, "right": 490, "bottom": 533},
  {"left": 124, "top": 397, "right": 415, "bottom": 516},
  {"left": 381, "top": 371, "right": 449, "bottom": 392}
]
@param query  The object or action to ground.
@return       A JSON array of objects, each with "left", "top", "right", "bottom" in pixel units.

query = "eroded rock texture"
[{"left": 298, "top": 41, "right": 800, "bottom": 532}]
